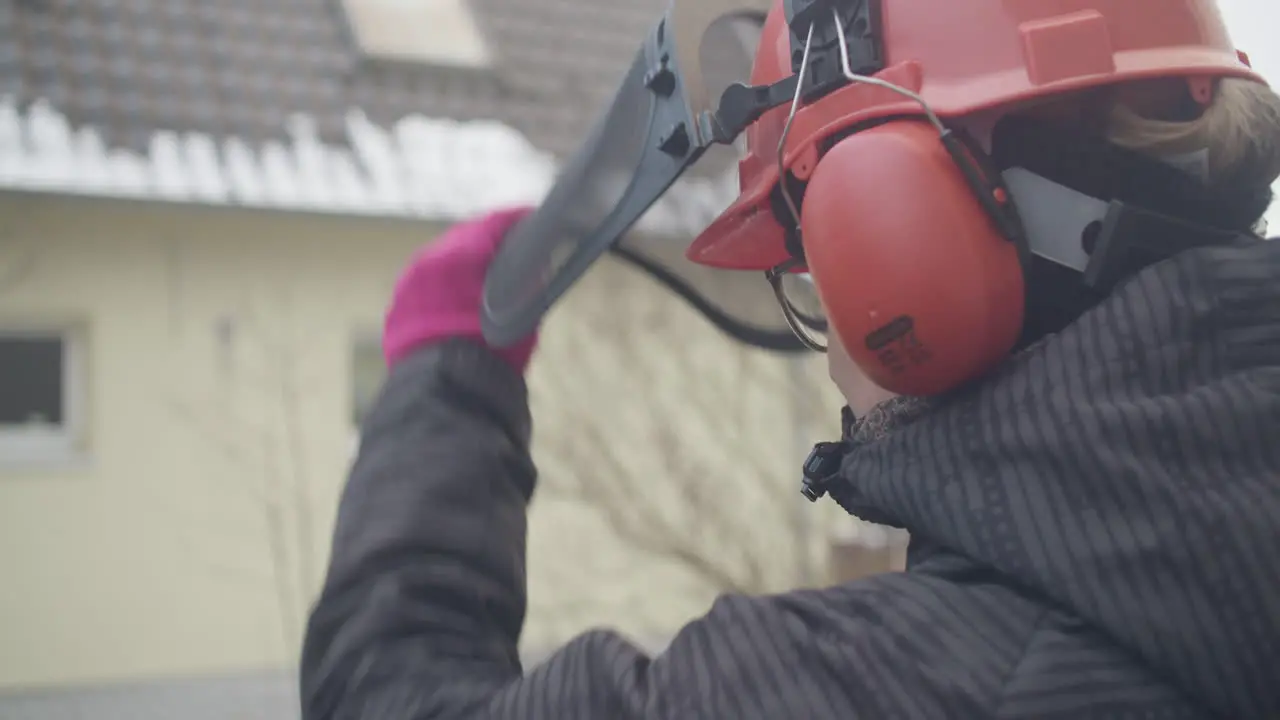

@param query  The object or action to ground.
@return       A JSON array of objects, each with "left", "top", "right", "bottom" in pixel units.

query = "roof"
[{"left": 0, "top": 0, "right": 736, "bottom": 230}]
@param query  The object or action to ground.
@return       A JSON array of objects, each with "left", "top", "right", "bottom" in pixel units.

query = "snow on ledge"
[{"left": 0, "top": 96, "right": 736, "bottom": 237}]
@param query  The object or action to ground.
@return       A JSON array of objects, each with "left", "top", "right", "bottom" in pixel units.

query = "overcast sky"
[{"left": 1218, "top": 0, "right": 1279, "bottom": 228}]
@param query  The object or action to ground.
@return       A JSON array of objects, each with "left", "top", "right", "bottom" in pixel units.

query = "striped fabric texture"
[{"left": 301, "top": 238, "right": 1279, "bottom": 719}]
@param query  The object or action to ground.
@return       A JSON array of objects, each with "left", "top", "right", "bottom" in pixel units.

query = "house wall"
[
  {"left": 0, "top": 192, "right": 845, "bottom": 692},
  {"left": 0, "top": 193, "right": 427, "bottom": 689}
]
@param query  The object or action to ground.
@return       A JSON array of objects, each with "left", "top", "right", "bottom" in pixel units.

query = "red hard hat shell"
[{"left": 688, "top": 0, "right": 1263, "bottom": 270}]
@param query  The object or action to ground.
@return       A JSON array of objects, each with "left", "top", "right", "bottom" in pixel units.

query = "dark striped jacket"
[{"left": 301, "top": 238, "right": 1280, "bottom": 719}]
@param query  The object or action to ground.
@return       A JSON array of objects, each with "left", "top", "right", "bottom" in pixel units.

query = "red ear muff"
[{"left": 801, "top": 120, "right": 1026, "bottom": 397}]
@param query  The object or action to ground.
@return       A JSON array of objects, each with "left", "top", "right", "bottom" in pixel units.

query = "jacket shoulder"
[
  {"left": 664, "top": 569, "right": 1043, "bottom": 718},
  {"left": 998, "top": 609, "right": 1215, "bottom": 719}
]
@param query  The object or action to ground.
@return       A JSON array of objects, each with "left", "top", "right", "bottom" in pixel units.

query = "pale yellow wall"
[
  {"left": 0, "top": 191, "right": 845, "bottom": 690},
  {"left": 0, "top": 193, "right": 431, "bottom": 688}
]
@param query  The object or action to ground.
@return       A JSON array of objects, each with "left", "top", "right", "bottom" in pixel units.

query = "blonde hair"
[{"left": 1105, "top": 78, "right": 1280, "bottom": 233}]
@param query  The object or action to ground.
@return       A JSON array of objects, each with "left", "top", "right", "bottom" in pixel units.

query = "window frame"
[{"left": 0, "top": 324, "right": 87, "bottom": 468}]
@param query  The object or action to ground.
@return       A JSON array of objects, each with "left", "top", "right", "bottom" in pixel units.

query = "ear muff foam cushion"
[{"left": 801, "top": 121, "right": 1026, "bottom": 397}]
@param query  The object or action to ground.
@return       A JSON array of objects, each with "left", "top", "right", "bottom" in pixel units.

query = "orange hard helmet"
[{"left": 687, "top": 0, "right": 1262, "bottom": 396}]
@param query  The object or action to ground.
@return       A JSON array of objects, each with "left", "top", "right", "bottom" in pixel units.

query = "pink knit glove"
[{"left": 383, "top": 207, "right": 538, "bottom": 373}]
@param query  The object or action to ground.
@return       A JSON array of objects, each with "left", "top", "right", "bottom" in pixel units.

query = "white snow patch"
[{"left": 0, "top": 96, "right": 736, "bottom": 237}]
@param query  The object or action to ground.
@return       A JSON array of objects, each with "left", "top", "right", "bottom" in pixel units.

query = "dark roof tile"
[{"left": 0, "top": 0, "right": 673, "bottom": 159}]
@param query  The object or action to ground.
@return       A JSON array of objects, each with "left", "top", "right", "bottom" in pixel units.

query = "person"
[{"left": 300, "top": 1, "right": 1280, "bottom": 718}]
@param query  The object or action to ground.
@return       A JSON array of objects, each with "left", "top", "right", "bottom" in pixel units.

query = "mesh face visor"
[{"left": 481, "top": 0, "right": 817, "bottom": 352}]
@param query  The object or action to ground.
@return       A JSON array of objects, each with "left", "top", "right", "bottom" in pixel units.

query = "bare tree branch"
[
  {"left": 161, "top": 279, "right": 329, "bottom": 659},
  {"left": 274, "top": 290, "right": 319, "bottom": 598},
  {"left": 530, "top": 257, "right": 836, "bottom": 599}
]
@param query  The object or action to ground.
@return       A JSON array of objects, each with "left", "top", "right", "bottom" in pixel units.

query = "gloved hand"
[{"left": 383, "top": 207, "right": 538, "bottom": 373}]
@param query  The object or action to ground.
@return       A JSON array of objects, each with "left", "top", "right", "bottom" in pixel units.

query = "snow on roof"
[{"left": 0, "top": 96, "right": 737, "bottom": 238}]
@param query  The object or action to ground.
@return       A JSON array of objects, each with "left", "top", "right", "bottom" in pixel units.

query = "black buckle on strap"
[{"left": 801, "top": 441, "right": 846, "bottom": 502}]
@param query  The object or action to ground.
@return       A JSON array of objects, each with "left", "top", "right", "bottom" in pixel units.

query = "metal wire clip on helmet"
[{"left": 761, "top": 0, "right": 1030, "bottom": 353}]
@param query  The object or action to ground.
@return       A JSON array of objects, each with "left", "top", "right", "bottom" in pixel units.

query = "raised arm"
[
  {"left": 297, "top": 208, "right": 685, "bottom": 719},
  {"left": 297, "top": 209, "right": 961, "bottom": 720}
]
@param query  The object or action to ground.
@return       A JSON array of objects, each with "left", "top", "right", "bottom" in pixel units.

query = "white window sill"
[
  {"left": 0, "top": 453, "right": 90, "bottom": 473},
  {"left": 0, "top": 434, "right": 88, "bottom": 472}
]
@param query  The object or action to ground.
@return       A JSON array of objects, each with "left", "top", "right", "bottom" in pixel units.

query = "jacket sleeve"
[{"left": 298, "top": 339, "right": 980, "bottom": 720}]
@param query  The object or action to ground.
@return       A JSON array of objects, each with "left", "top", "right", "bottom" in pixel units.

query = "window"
[
  {"left": 341, "top": 0, "right": 492, "bottom": 68},
  {"left": 0, "top": 327, "right": 85, "bottom": 466}
]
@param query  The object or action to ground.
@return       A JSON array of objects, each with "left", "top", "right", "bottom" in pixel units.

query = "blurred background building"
[
  {"left": 0, "top": 0, "right": 1273, "bottom": 718},
  {"left": 0, "top": 1, "right": 865, "bottom": 718}
]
